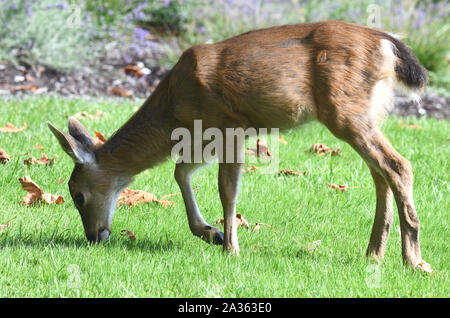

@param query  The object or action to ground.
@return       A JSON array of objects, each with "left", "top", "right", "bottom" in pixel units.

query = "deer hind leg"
[
  {"left": 175, "top": 162, "right": 224, "bottom": 245},
  {"left": 366, "top": 166, "right": 393, "bottom": 261},
  {"left": 323, "top": 117, "right": 429, "bottom": 270}
]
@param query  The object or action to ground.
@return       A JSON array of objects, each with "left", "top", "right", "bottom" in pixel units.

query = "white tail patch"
[{"left": 372, "top": 39, "right": 422, "bottom": 120}]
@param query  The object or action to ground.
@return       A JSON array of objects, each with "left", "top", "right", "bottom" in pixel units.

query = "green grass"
[{"left": 0, "top": 96, "right": 449, "bottom": 297}]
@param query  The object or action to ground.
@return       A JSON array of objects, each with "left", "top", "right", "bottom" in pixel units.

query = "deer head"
[{"left": 48, "top": 118, "right": 131, "bottom": 243}]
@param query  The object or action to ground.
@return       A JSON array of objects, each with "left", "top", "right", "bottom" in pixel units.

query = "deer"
[{"left": 48, "top": 21, "right": 432, "bottom": 272}]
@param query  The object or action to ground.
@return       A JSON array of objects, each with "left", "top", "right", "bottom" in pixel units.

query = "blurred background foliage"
[{"left": 0, "top": 0, "right": 449, "bottom": 89}]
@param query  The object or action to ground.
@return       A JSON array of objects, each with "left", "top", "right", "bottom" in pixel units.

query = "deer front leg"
[
  {"left": 175, "top": 162, "right": 224, "bottom": 245},
  {"left": 218, "top": 162, "right": 243, "bottom": 255}
]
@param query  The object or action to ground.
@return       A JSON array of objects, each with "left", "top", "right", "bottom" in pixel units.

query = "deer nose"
[
  {"left": 98, "top": 228, "right": 110, "bottom": 242},
  {"left": 86, "top": 228, "right": 110, "bottom": 243}
]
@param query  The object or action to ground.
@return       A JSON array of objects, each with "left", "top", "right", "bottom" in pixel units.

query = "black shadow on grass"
[{"left": 0, "top": 232, "right": 178, "bottom": 253}]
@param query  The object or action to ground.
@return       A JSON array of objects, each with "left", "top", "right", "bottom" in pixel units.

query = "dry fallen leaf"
[
  {"left": 236, "top": 214, "right": 250, "bottom": 228},
  {"left": 34, "top": 144, "right": 45, "bottom": 150},
  {"left": 15, "top": 84, "right": 41, "bottom": 92},
  {"left": 0, "top": 84, "right": 41, "bottom": 92},
  {"left": 117, "top": 188, "right": 177, "bottom": 208},
  {"left": 120, "top": 229, "right": 136, "bottom": 241},
  {"left": 243, "top": 165, "right": 259, "bottom": 173},
  {"left": 216, "top": 213, "right": 250, "bottom": 229},
  {"left": 73, "top": 110, "right": 105, "bottom": 120},
  {"left": 251, "top": 222, "right": 277, "bottom": 233},
  {"left": 278, "top": 136, "right": 288, "bottom": 144},
  {"left": 108, "top": 87, "right": 132, "bottom": 97},
  {"left": 327, "top": 183, "right": 349, "bottom": 192},
  {"left": 0, "top": 147, "right": 10, "bottom": 163},
  {"left": 24, "top": 153, "right": 57, "bottom": 166},
  {"left": 278, "top": 169, "right": 300, "bottom": 176},
  {"left": 398, "top": 120, "right": 423, "bottom": 129},
  {"left": 124, "top": 64, "right": 145, "bottom": 77},
  {"left": 246, "top": 138, "right": 271, "bottom": 159},
  {"left": 19, "top": 176, "right": 64, "bottom": 206},
  {"left": 92, "top": 130, "right": 107, "bottom": 146},
  {"left": 0, "top": 223, "right": 10, "bottom": 233},
  {"left": 0, "top": 217, "right": 16, "bottom": 234},
  {"left": 311, "top": 143, "right": 341, "bottom": 156},
  {"left": 0, "top": 122, "right": 27, "bottom": 133},
  {"left": 278, "top": 169, "right": 308, "bottom": 177}
]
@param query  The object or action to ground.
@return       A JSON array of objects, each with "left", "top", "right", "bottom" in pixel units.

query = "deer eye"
[{"left": 73, "top": 192, "right": 85, "bottom": 207}]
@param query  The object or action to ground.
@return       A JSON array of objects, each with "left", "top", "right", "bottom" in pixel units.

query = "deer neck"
[{"left": 95, "top": 76, "right": 177, "bottom": 177}]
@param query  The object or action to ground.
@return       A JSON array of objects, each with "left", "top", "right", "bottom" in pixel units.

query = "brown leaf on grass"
[
  {"left": 327, "top": 183, "right": 349, "bottom": 192},
  {"left": 251, "top": 222, "right": 277, "bottom": 233},
  {"left": 108, "top": 87, "right": 132, "bottom": 97},
  {"left": 398, "top": 120, "right": 424, "bottom": 129},
  {"left": 0, "top": 122, "right": 27, "bottom": 133},
  {"left": 24, "top": 153, "right": 57, "bottom": 166},
  {"left": 311, "top": 143, "right": 341, "bottom": 156},
  {"left": 278, "top": 169, "right": 308, "bottom": 176},
  {"left": 18, "top": 176, "right": 64, "bottom": 206},
  {"left": 216, "top": 213, "right": 250, "bottom": 229},
  {"left": 278, "top": 136, "right": 288, "bottom": 144},
  {"left": 124, "top": 65, "right": 145, "bottom": 77},
  {"left": 243, "top": 165, "right": 259, "bottom": 173},
  {"left": 0, "top": 217, "right": 16, "bottom": 233},
  {"left": 16, "top": 84, "right": 40, "bottom": 92},
  {"left": 120, "top": 229, "right": 136, "bottom": 241},
  {"left": 0, "top": 223, "right": 10, "bottom": 233},
  {"left": 278, "top": 169, "right": 299, "bottom": 176},
  {"left": 117, "top": 188, "right": 176, "bottom": 208},
  {"left": 73, "top": 110, "right": 105, "bottom": 120},
  {"left": 246, "top": 138, "right": 271, "bottom": 159},
  {"left": 159, "top": 187, "right": 199, "bottom": 201},
  {"left": 0, "top": 147, "right": 10, "bottom": 163},
  {"left": 0, "top": 216, "right": 16, "bottom": 233},
  {"left": 34, "top": 144, "right": 45, "bottom": 150},
  {"left": 92, "top": 130, "right": 107, "bottom": 146},
  {"left": 2, "top": 84, "right": 41, "bottom": 92},
  {"left": 94, "top": 131, "right": 107, "bottom": 143},
  {"left": 236, "top": 214, "right": 250, "bottom": 228}
]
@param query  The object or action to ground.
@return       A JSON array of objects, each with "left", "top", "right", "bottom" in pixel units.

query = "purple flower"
[
  {"left": 27, "top": 6, "right": 33, "bottom": 17},
  {"left": 133, "top": 27, "right": 150, "bottom": 43},
  {"left": 129, "top": 43, "right": 143, "bottom": 55},
  {"left": 43, "top": 2, "right": 69, "bottom": 10},
  {"left": 123, "top": 55, "right": 133, "bottom": 64}
]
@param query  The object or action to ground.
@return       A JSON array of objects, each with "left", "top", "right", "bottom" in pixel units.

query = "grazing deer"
[{"left": 48, "top": 21, "right": 431, "bottom": 271}]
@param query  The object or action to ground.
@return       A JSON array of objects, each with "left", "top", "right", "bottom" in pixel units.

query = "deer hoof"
[
  {"left": 213, "top": 230, "right": 224, "bottom": 245},
  {"left": 416, "top": 260, "right": 433, "bottom": 273},
  {"left": 201, "top": 226, "right": 224, "bottom": 245}
]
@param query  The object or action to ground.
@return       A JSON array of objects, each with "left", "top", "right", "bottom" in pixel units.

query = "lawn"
[{"left": 0, "top": 96, "right": 448, "bottom": 297}]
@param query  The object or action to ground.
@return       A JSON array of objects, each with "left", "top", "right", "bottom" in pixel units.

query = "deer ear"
[
  {"left": 68, "top": 117, "right": 95, "bottom": 149},
  {"left": 47, "top": 121, "right": 94, "bottom": 164}
]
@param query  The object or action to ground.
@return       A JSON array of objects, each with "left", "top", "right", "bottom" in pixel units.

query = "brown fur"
[{"left": 50, "top": 21, "right": 430, "bottom": 270}]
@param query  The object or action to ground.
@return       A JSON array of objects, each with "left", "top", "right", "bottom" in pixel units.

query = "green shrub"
[{"left": 0, "top": 0, "right": 97, "bottom": 71}]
